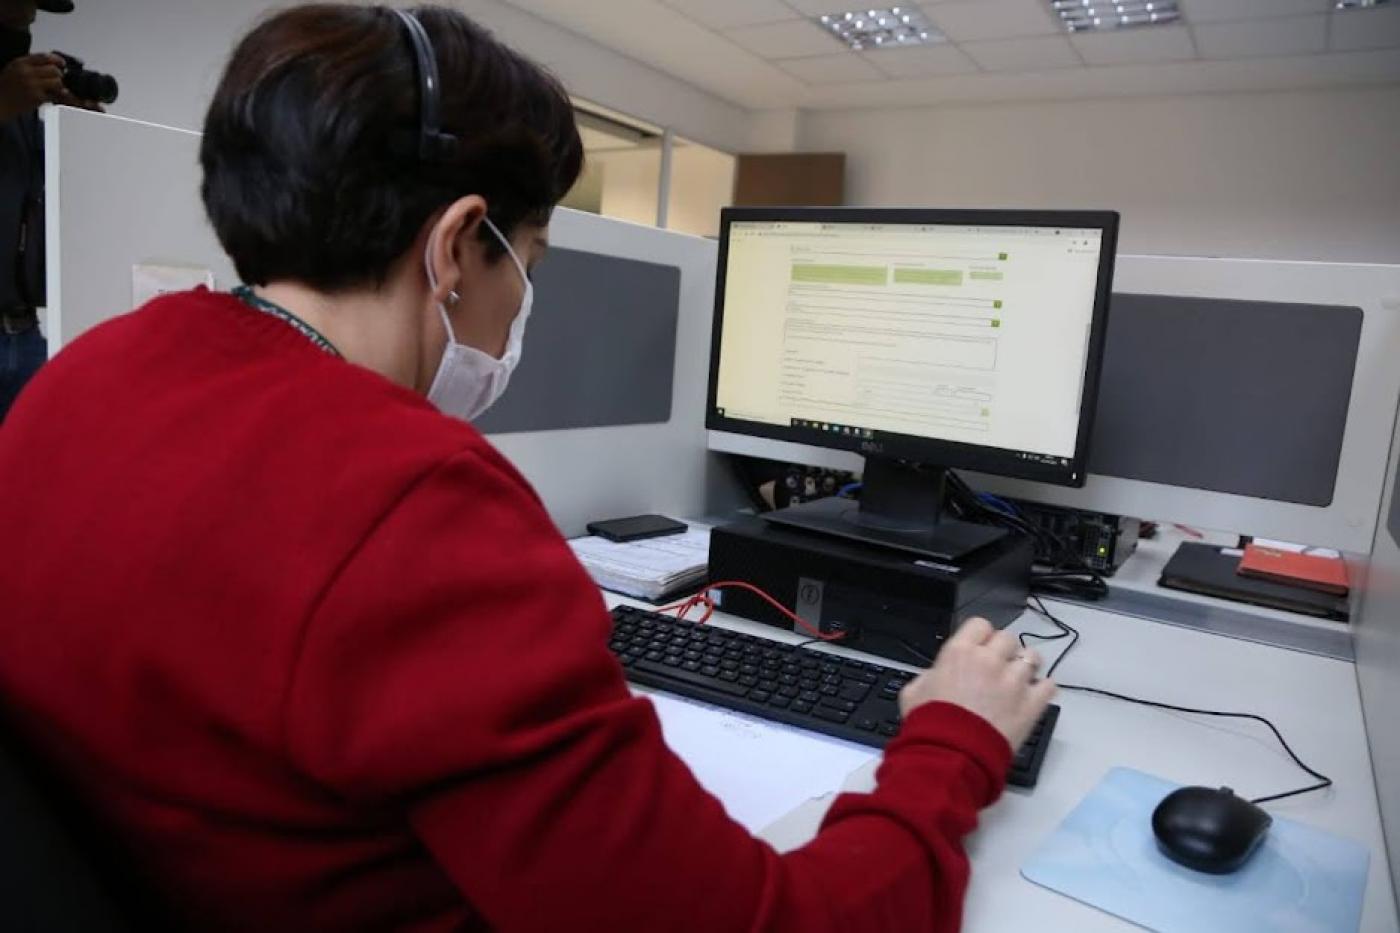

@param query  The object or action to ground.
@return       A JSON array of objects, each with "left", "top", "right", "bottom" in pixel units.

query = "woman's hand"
[{"left": 899, "top": 616, "right": 1057, "bottom": 749}]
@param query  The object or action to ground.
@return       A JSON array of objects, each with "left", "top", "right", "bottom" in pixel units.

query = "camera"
[{"left": 55, "top": 52, "right": 118, "bottom": 104}]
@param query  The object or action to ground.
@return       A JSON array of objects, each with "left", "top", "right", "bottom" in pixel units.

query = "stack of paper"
[{"left": 568, "top": 526, "right": 710, "bottom": 601}]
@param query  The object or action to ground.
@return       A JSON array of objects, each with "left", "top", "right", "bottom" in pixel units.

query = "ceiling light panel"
[
  {"left": 1334, "top": 0, "right": 1391, "bottom": 7},
  {"left": 816, "top": 8, "right": 944, "bottom": 51},
  {"left": 1050, "top": 0, "right": 1183, "bottom": 32}
]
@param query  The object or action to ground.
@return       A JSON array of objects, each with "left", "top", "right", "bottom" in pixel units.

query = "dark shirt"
[{"left": 0, "top": 110, "right": 44, "bottom": 313}]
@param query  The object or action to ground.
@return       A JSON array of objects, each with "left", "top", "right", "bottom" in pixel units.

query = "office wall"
[
  {"left": 797, "top": 85, "right": 1400, "bottom": 264},
  {"left": 31, "top": 0, "right": 752, "bottom": 152}
]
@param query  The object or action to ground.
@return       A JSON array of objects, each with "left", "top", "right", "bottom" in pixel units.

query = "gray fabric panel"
[
  {"left": 1389, "top": 446, "right": 1400, "bottom": 549},
  {"left": 1089, "top": 294, "right": 1362, "bottom": 507},
  {"left": 474, "top": 246, "right": 680, "bottom": 435}
]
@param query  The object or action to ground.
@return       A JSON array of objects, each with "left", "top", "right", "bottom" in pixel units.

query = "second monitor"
[{"left": 707, "top": 208, "right": 1119, "bottom": 562}]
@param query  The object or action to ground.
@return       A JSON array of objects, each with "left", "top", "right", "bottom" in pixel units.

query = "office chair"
[{"left": 0, "top": 725, "right": 129, "bottom": 931}]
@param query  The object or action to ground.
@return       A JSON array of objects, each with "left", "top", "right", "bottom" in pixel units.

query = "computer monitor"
[{"left": 707, "top": 207, "right": 1119, "bottom": 561}]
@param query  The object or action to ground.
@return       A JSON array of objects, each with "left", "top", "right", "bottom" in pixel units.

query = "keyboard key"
[
  {"left": 632, "top": 660, "right": 749, "bottom": 697},
  {"left": 798, "top": 678, "right": 818, "bottom": 691},
  {"left": 739, "top": 675, "right": 757, "bottom": 687},
  {"left": 798, "top": 690, "right": 819, "bottom": 703},
  {"left": 779, "top": 686, "right": 799, "bottom": 698},
  {"left": 818, "top": 698, "right": 857, "bottom": 713},
  {"left": 682, "top": 661, "right": 701, "bottom": 672},
  {"left": 719, "top": 671, "right": 739, "bottom": 682},
  {"left": 750, "top": 690, "right": 771, "bottom": 703},
  {"left": 791, "top": 701, "right": 812, "bottom": 714},
  {"left": 701, "top": 665, "right": 720, "bottom": 677},
  {"left": 856, "top": 718, "right": 878, "bottom": 731},
  {"left": 768, "top": 695, "right": 791, "bottom": 709},
  {"left": 758, "top": 680, "right": 778, "bottom": 692},
  {"left": 878, "top": 722, "right": 899, "bottom": 737},
  {"left": 815, "top": 707, "right": 851, "bottom": 724},
  {"left": 619, "top": 654, "right": 637, "bottom": 666},
  {"left": 839, "top": 682, "right": 871, "bottom": 702},
  {"left": 819, "top": 684, "right": 838, "bottom": 697}
]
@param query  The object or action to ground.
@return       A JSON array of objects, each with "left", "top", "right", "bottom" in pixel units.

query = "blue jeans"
[{"left": 0, "top": 324, "right": 47, "bottom": 423}]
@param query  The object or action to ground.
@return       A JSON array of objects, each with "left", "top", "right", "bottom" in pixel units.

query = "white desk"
[{"left": 604, "top": 591, "right": 1399, "bottom": 932}]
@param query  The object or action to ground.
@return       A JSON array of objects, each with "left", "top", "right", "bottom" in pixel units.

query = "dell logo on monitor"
[{"left": 860, "top": 440, "right": 885, "bottom": 455}]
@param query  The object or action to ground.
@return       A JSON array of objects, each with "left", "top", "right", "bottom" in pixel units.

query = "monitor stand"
[{"left": 761, "top": 457, "right": 1007, "bottom": 563}]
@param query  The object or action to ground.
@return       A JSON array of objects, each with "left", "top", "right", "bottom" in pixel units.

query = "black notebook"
[{"left": 1158, "top": 542, "right": 1349, "bottom": 622}]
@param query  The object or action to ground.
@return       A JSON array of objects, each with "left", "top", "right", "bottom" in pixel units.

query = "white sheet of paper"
[
  {"left": 643, "top": 690, "right": 878, "bottom": 834},
  {"left": 132, "top": 263, "right": 216, "bottom": 308}
]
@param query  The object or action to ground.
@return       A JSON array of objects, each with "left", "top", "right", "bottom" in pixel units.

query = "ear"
[{"left": 425, "top": 194, "right": 489, "bottom": 304}]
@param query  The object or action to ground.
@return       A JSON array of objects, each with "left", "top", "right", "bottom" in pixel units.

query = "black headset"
[{"left": 392, "top": 8, "right": 459, "bottom": 162}]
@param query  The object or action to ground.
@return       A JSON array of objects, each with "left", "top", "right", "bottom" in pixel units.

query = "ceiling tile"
[
  {"left": 1330, "top": 6, "right": 1400, "bottom": 52},
  {"left": 661, "top": 0, "right": 798, "bottom": 31},
  {"left": 1177, "top": 0, "right": 1329, "bottom": 25},
  {"left": 919, "top": 0, "right": 1061, "bottom": 41},
  {"left": 1195, "top": 15, "right": 1326, "bottom": 59},
  {"left": 864, "top": 43, "right": 981, "bottom": 77},
  {"left": 725, "top": 18, "right": 844, "bottom": 58},
  {"left": 1071, "top": 24, "right": 1196, "bottom": 65},
  {"left": 779, "top": 0, "right": 844, "bottom": 13},
  {"left": 777, "top": 51, "right": 887, "bottom": 83},
  {"left": 962, "top": 35, "right": 1082, "bottom": 71}
]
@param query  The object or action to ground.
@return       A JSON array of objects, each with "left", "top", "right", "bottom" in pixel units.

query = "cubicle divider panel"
[
  {"left": 1088, "top": 293, "right": 1362, "bottom": 507},
  {"left": 473, "top": 247, "right": 681, "bottom": 435},
  {"left": 1356, "top": 390, "right": 1400, "bottom": 917}
]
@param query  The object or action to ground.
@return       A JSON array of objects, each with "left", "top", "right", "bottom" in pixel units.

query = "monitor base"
[{"left": 763, "top": 497, "right": 1007, "bottom": 564}]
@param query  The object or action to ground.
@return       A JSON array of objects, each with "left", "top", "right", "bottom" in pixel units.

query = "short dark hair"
[{"left": 200, "top": 4, "right": 583, "bottom": 292}]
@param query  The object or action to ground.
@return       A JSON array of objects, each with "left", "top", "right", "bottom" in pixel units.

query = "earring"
[{"left": 446, "top": 290, "right": 461, "bottom": 307}]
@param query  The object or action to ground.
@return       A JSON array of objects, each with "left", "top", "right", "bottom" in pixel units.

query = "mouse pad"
[{"left": 1021, "top": 768, "right": 1369, "bottom": 933}]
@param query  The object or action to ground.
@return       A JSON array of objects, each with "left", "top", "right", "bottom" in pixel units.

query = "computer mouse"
[{"left": 1151, "top": 785, "right": 1272, "bottom": 874}]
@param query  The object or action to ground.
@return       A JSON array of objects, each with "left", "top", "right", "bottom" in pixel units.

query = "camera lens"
[{"left": 64, "top": 70, "right": 119, "bottom": 105}]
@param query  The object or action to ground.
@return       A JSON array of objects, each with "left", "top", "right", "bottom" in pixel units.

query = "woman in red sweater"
[{"left": 0, "top": 5, "right": 1054, "bottom": 930}]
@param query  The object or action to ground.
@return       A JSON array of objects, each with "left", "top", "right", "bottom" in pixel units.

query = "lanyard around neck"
[{"left": 232, "top": 286, "right": 343, "bottom": 359}]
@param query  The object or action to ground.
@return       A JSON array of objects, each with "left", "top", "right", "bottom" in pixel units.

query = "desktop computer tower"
[{"left": 709, "top": 516, "right": 1033, "bottom": 668}]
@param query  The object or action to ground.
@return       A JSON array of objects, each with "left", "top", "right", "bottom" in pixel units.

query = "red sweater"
[{"left": 0, "top": 289, "right": 1010, "bottom": 931}]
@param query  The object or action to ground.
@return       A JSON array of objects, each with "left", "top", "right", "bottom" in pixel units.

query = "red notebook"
[{"left": 1237, "top": 544, "right": 1349, "bottom": 596}]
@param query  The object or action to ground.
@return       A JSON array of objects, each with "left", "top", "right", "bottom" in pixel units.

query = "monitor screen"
[{"left": 707, "top": 208, "right": 1119, "bottom": 487}]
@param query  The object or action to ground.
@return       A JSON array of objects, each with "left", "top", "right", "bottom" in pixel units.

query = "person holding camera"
[{"left": 0, "top": 0, "right": 104, "bottom": 422}]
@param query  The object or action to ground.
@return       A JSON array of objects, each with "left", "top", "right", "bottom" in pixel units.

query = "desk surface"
[{"left": 604, "top": 591, "right": 1399, "bottom": 932}]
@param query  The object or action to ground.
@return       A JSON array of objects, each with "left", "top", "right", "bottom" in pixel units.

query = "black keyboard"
[{"left": 609, "top": 604, "right": 1059, "bottom": 788}]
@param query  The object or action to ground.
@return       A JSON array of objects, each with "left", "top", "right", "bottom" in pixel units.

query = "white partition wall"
[
  {"left": 43, "top": 106, "right": 235, "bottom": 351},
  {"left": 1356, "top": 392, "right": 1400, "bottom": 913},
  {"left": 43, "top": 105, "right": 734, "bottom": 536}
]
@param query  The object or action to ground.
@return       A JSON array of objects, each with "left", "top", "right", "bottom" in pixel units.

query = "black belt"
[{"left": 1, "top": 308, "right": 37, "bottom": 335}]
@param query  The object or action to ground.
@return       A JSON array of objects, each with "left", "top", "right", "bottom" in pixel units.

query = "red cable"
[{"left": 659, "top": 580, "right": 846, "bottom": 642}]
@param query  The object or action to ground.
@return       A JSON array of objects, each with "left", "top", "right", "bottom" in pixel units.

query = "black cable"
[
  {"left": 1024, "top": 597, "right": 1333, "bottom": 805},
  {"left": 1056, "top": 685, "right": 1333, "bottom": 804},
  {"left": 943, "top": 472, "right": 1109, "bottom": 601},
  {"left": 895, "top": 637, "right": 934, "bottom": 666}
]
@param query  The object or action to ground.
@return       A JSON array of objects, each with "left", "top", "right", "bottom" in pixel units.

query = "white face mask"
[{"left": 425, "top": 217, "right": 535, "bottom": 421}]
